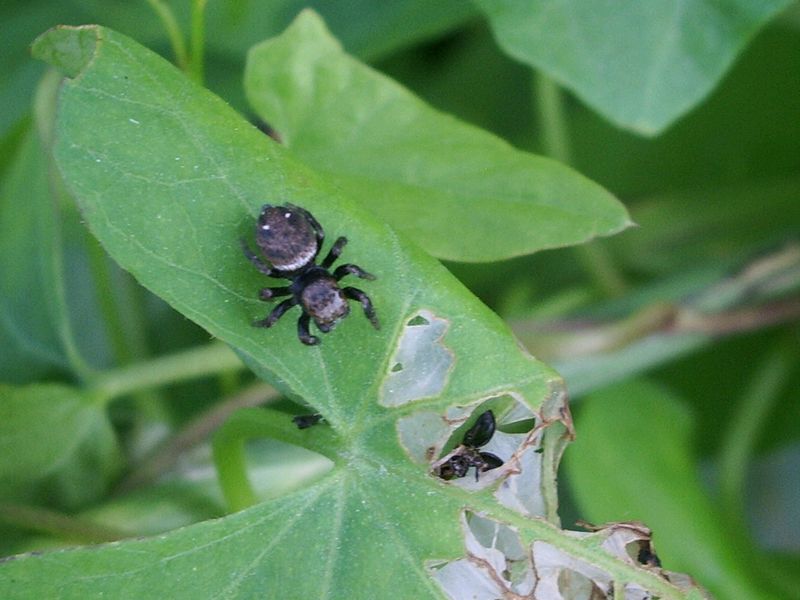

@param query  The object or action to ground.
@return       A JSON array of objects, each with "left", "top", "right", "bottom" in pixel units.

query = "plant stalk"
[
  {"left": 718, "top": 338, "right": 794, "bottom": 529},
  {"left": 145, "top": 0, "right": 189, "bottom": 70},
  {"left": 189, "top": 0, "right": 208, "bottom": 84},
  {"left": 91, "top": 341, "right": 243, "bottom": 402},
  {"left": 533, "top": 72, "right": 627, "bottom": 297}
]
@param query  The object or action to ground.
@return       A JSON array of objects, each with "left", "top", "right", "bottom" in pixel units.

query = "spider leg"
[
  {"left": 254, "top": 297, "right": 297, "bottom": 328},
  {"left": 321, "top": 236, "right": 347, "bottom": 269},
  {"left": 293, "top": 413, "right": 323, "bottom": 429},
  {"left": 241, "top": 238, "right": 279, "bottom": 277},
  {"left": 333, "top": 263, "right": 375, "bottom": 281},
  {"left": 343, "top": 287, "right": 380, "bottom": 329},
  {"left": 259, "top": 286, "right": 291, "bottom": 301},
  {"left": 297, "top": 312, "right": 320, "bottom": 345}
]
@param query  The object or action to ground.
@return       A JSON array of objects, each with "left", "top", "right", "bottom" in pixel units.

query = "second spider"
[{"left": 242, "top": 204, "right": 379, "bottom": 345}]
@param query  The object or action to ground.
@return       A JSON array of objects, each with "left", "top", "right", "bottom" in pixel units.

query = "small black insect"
[
  {"left": 636, "top": 541, "right": 662, "bottom": 568},
  {"left": 242, "top": 204, "right": 379, "bottom": 345},
  {"left": 292, "top": 413, "right": 323, "bottom": 429},
  {"left": 435, "top": 410, "right": 504, "bottom": 481}
]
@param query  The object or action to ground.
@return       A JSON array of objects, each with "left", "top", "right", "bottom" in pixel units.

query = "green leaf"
[
  {"left": 29, "top": 25, "right": 98, "bottom": 79},
  {"left": 0, "top": 68, "right": 104, "bottom": 383},
  {"left": 0, "top": 383, "right": 120, "bottom": 509},
  {"left": 0, "top": 121, "right": 93, "bottom": 382},
  {"left": 6, "top": 23, "right": 705, "bottom": 599},
  {"left": 564, "top": 379, "right": 778, "bottom": 599},
  {"left": 245, "top": 10, "right": 630, "bottom": 262},
  {"left": 0, "top": 128, "right": 63, "bottom": 381},
  {"left": 612, "top": 177, "right": 800, "bottom": 274},
  {"left": 203, "top": 0, "right": 476, "bottom": 61},
  {"left": 473, "top": 0, "right": 794, "bottom": 135}
]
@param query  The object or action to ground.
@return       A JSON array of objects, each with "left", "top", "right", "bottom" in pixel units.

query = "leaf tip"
[
  {"left": 291, "top": 8, "right": 342, "bottom": 50},
  {"left": 31, "top": 25, "right": 101, "bottom": 79}
]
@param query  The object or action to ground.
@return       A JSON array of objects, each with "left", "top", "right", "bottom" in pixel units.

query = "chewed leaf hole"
[
  {"left": 407, "top": 314, "right": 429, "bottom": 326},
  {"left": 429, "top": 514, "right": 706, "bottom": 599},
  {"left": 380, "top": 309, "right": 453, "bottom": 406}
]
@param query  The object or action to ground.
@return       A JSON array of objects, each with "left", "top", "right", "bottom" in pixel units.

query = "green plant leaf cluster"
[
  {"left": 0, "top": 17, "right": 698, "bottom": 600},
  {"left": 0, "top": 2, "right": 798, "bottom": 600},
  {"left": 245, "top": 12, "right": 629, "bottom": 262},
  {"left": 472, "top": 0, "right": 795, "bottom": 134}
]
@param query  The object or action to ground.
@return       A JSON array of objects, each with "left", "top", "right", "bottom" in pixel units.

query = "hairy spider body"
[
  {"left": 435, "top": 410, "right": 504, "bottom": 481},
  {"left": 242, "top": 204, "right": 379, "bottom": 345}
]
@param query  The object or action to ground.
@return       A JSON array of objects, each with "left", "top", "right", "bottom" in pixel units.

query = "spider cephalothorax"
[{"left": 241, "top": 204, "right": 379, "bottom": 345}]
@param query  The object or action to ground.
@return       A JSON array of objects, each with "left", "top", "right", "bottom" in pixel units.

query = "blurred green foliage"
[{"left": 1, "top": 2, "right": 798, "bottom": 599}]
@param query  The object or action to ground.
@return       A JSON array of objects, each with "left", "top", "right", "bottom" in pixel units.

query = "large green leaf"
[
  {"left": 0, "top": 119, "right": 95, "bottom": 383},
  {"left": 0, "top": 383, "right": 120, "bottom": 509},
  {"left": 0, "top": 68, "right": 110, "bottom": 383},
  {"left": 473, "top": 0, "right": 793, "bottom": 135},
  {"left": 202, "top": 0, "right": 476, "bottom": 60},
  {"left": 245, "top": 11, "right": 630, "bottom": 263},
  {"left": 1, "top": 23, "right": 704, "bottom": 600},
  {"left": 565, "top": 380, "right": 780, "bottom": 599},
  {"left": 0, "top": 128, "right": 65, "bottom": 381}
]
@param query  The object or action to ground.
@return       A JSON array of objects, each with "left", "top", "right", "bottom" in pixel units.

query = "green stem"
[
  {"left": 213, "top": 408, "right": 338, "bottom": 512},
  {"left": 84, "top": 236, "right": 135, "bottom": 365},
  {"left": 145, "top": 0, "right": 189, "bottom": 70},
  {"left": 533, "top": 72, "right": 627, "bottom": 297},
  {"left": 82, "top": 232, "right": 171, "bottom": 418},
  {"left": 534, "top": 73, "right": 571, "bottom": 164},
  {"left": 117, "top": 382, "right": 278, "bottom": 493},
  {"left": 718, "top": 338, "right": 794, "bottom": 528},
  {"left": 574, "top": 242, "right": 629, "bottom": 297},
  {"left": 48, "top": 173, "right": 94, "bottom": 382},
  {"left": 0, "top": 504, "right": 129, "bottom": 544},
  {"left": 189, "top": 0, "right": 208, "bottom": 85},
  {"left": 91, "top": 342, "right": 243, "bottom": 402}
]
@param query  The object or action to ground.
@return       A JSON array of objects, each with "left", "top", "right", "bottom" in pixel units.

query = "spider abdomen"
[{"left": 256, "top": 206, "right": 318, "bottom": 271}]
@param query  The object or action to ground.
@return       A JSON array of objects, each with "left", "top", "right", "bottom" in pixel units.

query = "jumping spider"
[
  {"left": 241, "top": 204, "right": 379, "bottom": 345},
  {"left": 434, "top": 410, "right": 504, "bottom": 481}
]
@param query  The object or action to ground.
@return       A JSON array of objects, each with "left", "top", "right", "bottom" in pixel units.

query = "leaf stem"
[
  {"left": 82, "top": 232, "right": 169, "bottom": 415},
  {"left": 534, "top": 72, "right": 628, "bottom": 297},
  {"left": 717, "top": 337, "right": 794, "bottom": 529},
  {"left": 90, "top": 342, "right": 243, "bottom": 402},
  {"left": 83, "top": 236, "right": 136, "bottom": 365},
  {"left": 189, "top": 0, "right": 208, "bottom": 85},
  {"left": 0, "top": 503, "right": 129, "bottom": 544},
  {"left": 573, "top": 241, "right": 629, "bottom": 297},
  {"left": 534, "top": 73, "right": 571, "bottom": 164},
  {"left": 117, "top": 381, "right": 278, "bottom": 493},
  {"left": 144, "top": 0, "right": 189, "bottom": 71},
  {"left": 47, "top": 171, "right": 94, "bottom": 382},
  {"left": 212, "top": 408, "right": 338, "bottom": 512}
]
